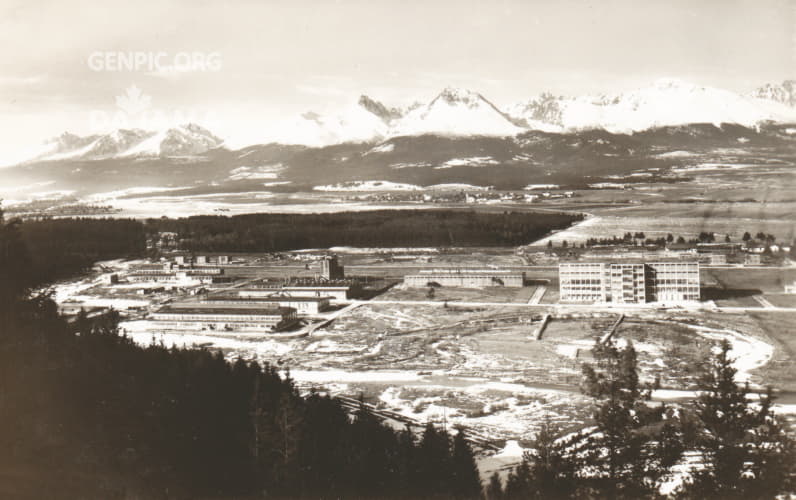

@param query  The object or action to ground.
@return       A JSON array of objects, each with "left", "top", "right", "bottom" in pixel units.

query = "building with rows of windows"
[
  {"left": 150, "top": 306, "right": 298, "bottom": 332},
  {"left": 197, "top": 294, "right": 331, "bottom": 314},
  {"left": 404, "top": 268, "right": 525, "bottom": 288},
  {"left": 559, "top": 260, "right": 700, "bottom": 304}
]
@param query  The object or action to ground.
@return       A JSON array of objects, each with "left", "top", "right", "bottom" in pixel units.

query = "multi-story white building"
[{"left": 559, "top": 260, "right": 700, "bottom": 304}]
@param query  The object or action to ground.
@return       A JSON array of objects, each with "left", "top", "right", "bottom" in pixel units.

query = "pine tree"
[
  {"left": 0, "top": 208, "right": 33, "bottom": 311},
  {"left": 523, "top": 421, "right": 577, "bottom": 499},
  {"left": 503, "top": 460, "right": 532, "bottom": 499},
  {"left": 451, "top": 427, "right": 482, "bottom": 499},
  {"left": 484, "top": 472, "right": 504, "bottom": 500},
  {"left": 417, "top": 422, "right": 452, "bottom": 496},
  {"left": 579, "top": 339, "right": 683, "bottom": 499},
  {"left": 682, "top": 340, "right": 796, "bottom": 499}
]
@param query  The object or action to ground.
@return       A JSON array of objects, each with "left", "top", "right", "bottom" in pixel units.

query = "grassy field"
[
  {"left": 764, "top": 294, "right": 796, "bottom": 308},
  {"left": 379, "top": 285, "right": 537, "bottom": 303},
  {"left": 537, "top": 213, "right": 796, "bottom": 245},
  {"left": 713, "top": 295, "right": 763, "bottom": 308},
  {"left": 748, "top": 312, "right": 796, "bottom": 391},
  {"left": 703, "top": 268, "right": 796, "bottom": 294}
]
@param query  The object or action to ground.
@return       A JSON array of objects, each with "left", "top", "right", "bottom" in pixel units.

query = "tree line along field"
[
  {"left": 144, "top": 209, "right": 584, "bottom": 253},
  {"left": 3, "top": 210, "right": 581, "bottom": 289}
]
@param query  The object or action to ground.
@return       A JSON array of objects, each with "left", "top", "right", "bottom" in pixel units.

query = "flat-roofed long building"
[
  {"left": 404, "top": 268, "right": 525, "bottom": 288},
  {"left": 240, "top": 286, "right": 352, "bottom": 301},
  {"left": 559, "top": 260, "right": 700, "bottom": 304},
  {"left": 151, "top": 306, "right": 298, "bottom": 332},
  {"left": 197, "top": 295, "right": 331, "bottom": 314}
]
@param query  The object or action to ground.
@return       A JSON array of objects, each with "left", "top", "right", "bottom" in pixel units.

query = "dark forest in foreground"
[
  {"left": 2, "top": 210, "right": 794, "bottom": 499},
  {"left": 0, "top": 210, "right": 484, "bottom": 499}
]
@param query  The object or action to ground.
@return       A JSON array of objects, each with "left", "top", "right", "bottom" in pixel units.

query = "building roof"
[
  {"left": 206, "top": 295, "right": 331, "bottom": 303},
  {"left": 155, "top": 306, "right": 294, "bottom": 316},
  {"left": 666, "top": 243, "right": 696, "bottom": 250},
  {"left": 416, "top": 268, "right": 521, "bottom": 275},
  {"left": 560, "top": 258, "right": 699, "bottom": 265},
  {"left": 281, "top": 285, "right": 351, "bottom": 290}
]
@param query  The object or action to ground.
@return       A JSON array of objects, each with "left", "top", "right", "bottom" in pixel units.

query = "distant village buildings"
[{"left": 126, "top": 255, "right": 231, "bottom": 284}]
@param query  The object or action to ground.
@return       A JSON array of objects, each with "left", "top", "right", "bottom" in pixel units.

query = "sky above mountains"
[{"left": 0, "top": 0, "right": 793, "bottom": 164}]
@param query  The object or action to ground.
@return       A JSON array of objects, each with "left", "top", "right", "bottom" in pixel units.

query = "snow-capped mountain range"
[
  {"left": 24, "top": 79, "right": 796, "bottom": 162},
  {"left": 271, "top": 78, "right": 796, "bottom": 145},
  {"left": 506, "top": 79, "right": 796, "bottom": 134},
  {"left": 30, "top": 124, "right": 224, "bottom": 162}
]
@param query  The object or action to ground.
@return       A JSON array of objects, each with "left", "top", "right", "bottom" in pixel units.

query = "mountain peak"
[
  {"left": 751, "top": 80, "right": 796, "bottom": 106},
  {"left": 435, "top": 87, "right": 486, "bottom": 107},
  {"left": 358, "top": 95, "right": 403, "bottom": 124},
  {"left": 26, "top": 124, "right": 224, "bottom": 162}
]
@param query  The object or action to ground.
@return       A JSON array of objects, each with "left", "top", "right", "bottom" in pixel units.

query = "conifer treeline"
[
  {"left": 486, "top": 340, "right": 796, "bottom": 499},
  {"left": 19, "top": 217, "right": 146, "bottom": 286},
  {"left": 12, "top": 210, "right": 582, "bottom": 286},
  {"left": 145, "top": 210, "right": 583, "bottom": 252},
  {"left": 0, "top": 209, "right": 483, "bottom": 498}
]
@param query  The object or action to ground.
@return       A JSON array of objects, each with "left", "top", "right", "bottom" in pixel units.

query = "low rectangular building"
[
  {"left": 128, "top": 272, "right": 221, "bottom": 284},
  {"left": 240, "top": 286, "right": 351, "bottom": 301},
  {"left": 707, "top": 254, "right": 727, "bottom": 266},
  {"left": 404, "top": 268, "right": 525, "bottom": 288},
  {"left": 151, "top": 306, "right": 298, "bottom": 332},
  {"left": 198, "top": 295, "right": 331, "bottom": 314},
  {"left": 559, "top": 260, "right": 700, "bottom": 304}
]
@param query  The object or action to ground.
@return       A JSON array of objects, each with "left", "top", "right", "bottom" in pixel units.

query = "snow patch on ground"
[
  {"left": 120, "top": 320, "right": 297, "bottom": 356},
  {"left": 687, "top": 324, "right": 774, "bottom": 382},
  {"left": 655, "top": 150, "right": 697, "bottom": 158},
  {"left": 435, "top": 157, "right": 499, "bottom": 169},
  {"left": 493, "top": 440, "right": 526, "bottom": 458},
  {"left": 427, "top": 183, "right": 492, "bottom": 191},
  {"left": 288, "top": 370, "right": 424, "bottom": 384},
  {"left": 524, "top": 184, "right": 559, "bottom": 190},
  {"left": 364, "top": 142, "right": 394, "bottom": 154},
  {"left": 228, "top": 164, "right": 285, "bottom": 180},
  {"left": 314, "top": 180, "right": 422, "bottom": 191},
  {"left": 83, "top": 186, "right": 186, "bottom": 202},
  {"left": 390, "top": 162, "right": 432, "bottom": 169}
]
